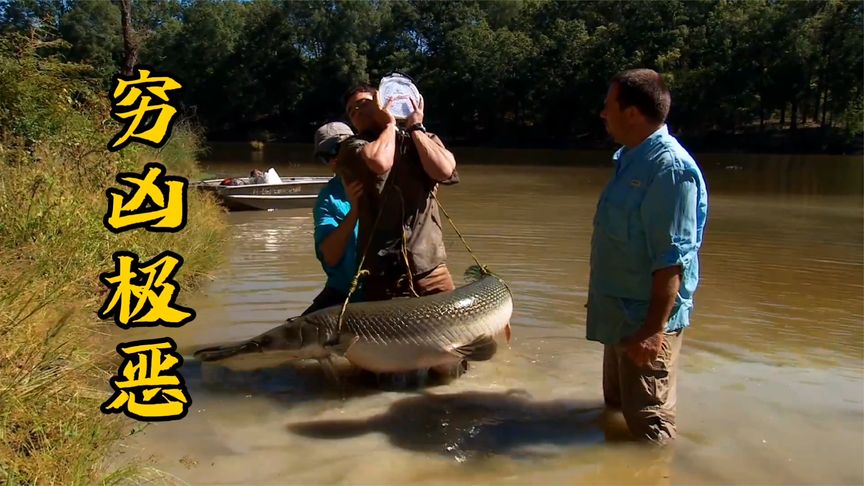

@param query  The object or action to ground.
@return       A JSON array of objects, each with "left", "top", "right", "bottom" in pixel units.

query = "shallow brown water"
[{"left": 116, "top": 144, "right": 863, "bottom": 485}]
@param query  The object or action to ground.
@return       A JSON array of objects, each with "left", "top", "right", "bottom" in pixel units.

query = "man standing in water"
[
  {"left": 588, "top": 69, "right": 708, "bottom": 444},
  {"left": 337, "top": 83, "right": 463, "bottom": 381},
  {"left": 336, "top": 84, "right": 459, "bottom": 301}
]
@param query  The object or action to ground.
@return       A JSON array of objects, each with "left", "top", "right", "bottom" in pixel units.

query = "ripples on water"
[
  {"left": 691, "top": 194, "right": 863, "bottom": 370},
  {"left": 121, "top": 149, "right": 862, "bottom": 485}
]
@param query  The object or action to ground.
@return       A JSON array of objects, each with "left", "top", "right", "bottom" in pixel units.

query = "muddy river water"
[{"left": 116, "top": 145, "right": 863, "bottom": 485}]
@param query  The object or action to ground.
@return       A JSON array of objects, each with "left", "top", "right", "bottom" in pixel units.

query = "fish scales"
[{"left": 194, "top": 271, "right": 513, "bottom": 373}]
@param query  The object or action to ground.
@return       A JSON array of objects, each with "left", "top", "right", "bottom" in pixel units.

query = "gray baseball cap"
[{"left": 314, "top": 122, "right": 354, "bottom": 161}]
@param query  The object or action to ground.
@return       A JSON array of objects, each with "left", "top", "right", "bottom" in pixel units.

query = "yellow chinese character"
[
  {"left": 101, "top": 338, "right": 191, "bottom": 421},
  {"left": 98, "top": 250, "right": 196, "bottom": 328},
  {"left": 108, "top": 66, "right": 182, "bottom": 151},
  {"left": 104, "top": 162, "right": 187, "bottom": 233}
]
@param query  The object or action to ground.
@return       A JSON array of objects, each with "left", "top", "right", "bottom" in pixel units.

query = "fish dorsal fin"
[
  {"left": 463, "top": 265, "right": 490, "bottom": 283},
  {"left": 463, "top": 264, "right": 512, "bottom": 294},
  {"left": 453, "top": 334, "right": 498, "bottom": 361}
]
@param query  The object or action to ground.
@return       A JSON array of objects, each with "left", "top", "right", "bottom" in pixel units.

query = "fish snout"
[{"left": 194, "top": 341, "right": 261, "bottom": 362}]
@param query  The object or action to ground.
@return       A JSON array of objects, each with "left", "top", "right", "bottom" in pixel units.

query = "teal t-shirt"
[{"left": 313, "top": 176, "right": 359, "bottom": 294}]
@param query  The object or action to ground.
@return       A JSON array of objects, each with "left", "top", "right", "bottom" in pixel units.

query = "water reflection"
[
  {"left": 116, "top": 145, "right": 862, "bottom": 485},
  {"left": 196, "top": 146, "right": 863, "bottom": 369}
]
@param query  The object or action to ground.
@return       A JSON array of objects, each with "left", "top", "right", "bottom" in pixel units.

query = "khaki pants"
[
  {"left": 413, "top": 263, "right": 456, "bottom": 295},
  {"left": 603, "top": 331, "right": 683, "bottom": 444}
]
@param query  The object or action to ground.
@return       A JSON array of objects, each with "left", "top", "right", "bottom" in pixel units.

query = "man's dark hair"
[
  {"left": 342, "top": 84, "right": 377, "bottom": 109},
  {"left": 611, "top": 69, "right": 671, "bottom": 124}
]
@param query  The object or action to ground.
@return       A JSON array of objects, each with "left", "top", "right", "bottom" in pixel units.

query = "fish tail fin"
[
  {"left": 194, "top": 340, "right": 260, "bottom": 362},
  {"left": 454, "top": 334, "right": 498, "bottom": 362}
]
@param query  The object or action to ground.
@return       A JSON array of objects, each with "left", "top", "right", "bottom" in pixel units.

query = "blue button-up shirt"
[{"left": 586, "top": 125, "right": 708, "bottom": 345}]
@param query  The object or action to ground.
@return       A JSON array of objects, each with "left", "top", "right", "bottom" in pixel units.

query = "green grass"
[
  {"left": 0, "top": 135, "right": 229, "bottom": 485},
  {"left": 0, "top": 33, "right": 229, "bottom": 485}
]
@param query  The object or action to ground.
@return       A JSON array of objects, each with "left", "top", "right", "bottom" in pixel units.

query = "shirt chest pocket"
[
  {"left": 598, "top": 183, "right": 647, "bottom": 242},
  {"left": 599, "top": 203, "right": 630, "bottom": 242}
]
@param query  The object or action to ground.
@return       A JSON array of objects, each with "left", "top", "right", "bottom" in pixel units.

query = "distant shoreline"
[{"left": 206, "top": 126, "right": 863, "bottom": 157}]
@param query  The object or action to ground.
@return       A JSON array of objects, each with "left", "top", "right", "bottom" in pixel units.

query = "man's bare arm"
[
  {"left": 359, "top": 122, "right": 397, "bottom": 175},
  {"left": 412, "top": 131, "right": 457, "bottom": 182},
  {"left": 318, "top": 180, "right": 363, "bottom": 268},
  {"left": 622, "top": 266, "right": 681, "bottom": 367},
  {"left": 402, "top": 96, "right": 456, "bottom": 181},
  {"left": 631, "top": 266, "right": 681, "bottom": 343},
  {"left": 318, "top": 208, "right": 358, "bottom": 268}
]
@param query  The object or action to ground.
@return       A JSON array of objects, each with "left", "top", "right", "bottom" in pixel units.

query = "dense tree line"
[{"left": 2, "top": 0, "right": 862, "bottom": 152}]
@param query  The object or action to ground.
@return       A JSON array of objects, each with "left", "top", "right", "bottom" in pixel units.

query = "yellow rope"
[
  {"left": 336, "top": 185, "right": 391, "bottom": 331},
  {"left": 431, "top": 191, "right": 487, "bottom": 274},
  {"left": 335, "top": 266, "right": 367, "bottom": 334},
  {"left": 395, "top": 185, "right": 419, "bottom": 298},
  {"left": 334, "top": 183, "right": 387, "bottom": 334},
  {"left": 335, "top": 137, "right": 410, "bottom": 332},
  {"left": 432, "top": 190, "right": 513, "bottom": 295},
  {"left": 400, "top": 226, "right": 419, "bottom": 298}
]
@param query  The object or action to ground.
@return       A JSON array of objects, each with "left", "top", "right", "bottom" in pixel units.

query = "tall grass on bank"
[{"left": 0, "top": 33, "right": 228, "bottom": 484}]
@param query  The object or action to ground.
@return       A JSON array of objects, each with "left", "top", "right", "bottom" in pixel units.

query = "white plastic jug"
[{"left": 378, "top": 73, "right": 422, "bottom": 120}]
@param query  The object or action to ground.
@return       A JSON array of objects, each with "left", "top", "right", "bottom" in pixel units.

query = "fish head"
[{"left": 258, "top": 318, "right": 330, "bottom": 359}]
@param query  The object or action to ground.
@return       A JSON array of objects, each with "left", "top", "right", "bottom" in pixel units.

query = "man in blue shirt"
[
  {"left": 302, "top": 122, "right": 364, "bottom": 316},
  {"left": 588, "top": 69, "right": 708, "bottom": 444}
]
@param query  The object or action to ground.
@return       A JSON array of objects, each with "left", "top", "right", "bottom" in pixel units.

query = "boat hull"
[{"left": 193, "top": 176, "right": 330, "bottom": 211}]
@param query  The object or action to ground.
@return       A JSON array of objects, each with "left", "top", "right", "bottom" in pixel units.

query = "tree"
[
  {"left": 58, "top": 0, "right": 121, "bottom": 79},
  {"left": 5, "top": 0, "right": 856, "bottom": 150}
]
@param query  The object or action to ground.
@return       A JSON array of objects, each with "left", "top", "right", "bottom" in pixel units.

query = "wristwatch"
[{"left": 407, "top": 123, "right": 427, "bottom": 133}]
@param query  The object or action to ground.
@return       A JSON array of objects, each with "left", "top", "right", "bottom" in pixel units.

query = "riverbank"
[
  {"left": 0, "top": 132, "right": 229, "bottom": 484},
  {"left": 0, "top": 37, "right": 229, "bottom": 483}
]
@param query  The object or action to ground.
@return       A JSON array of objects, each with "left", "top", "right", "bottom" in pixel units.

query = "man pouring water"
[{"left": 336, "top": 73, "right": 460, "bottom": 302}]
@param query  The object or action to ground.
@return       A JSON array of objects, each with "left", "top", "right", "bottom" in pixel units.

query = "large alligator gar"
[{"left": 194, "top": 267, "right": 513, "bottom": 374}]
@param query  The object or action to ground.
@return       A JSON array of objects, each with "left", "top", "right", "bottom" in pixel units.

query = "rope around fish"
[
  {"left": 334, "top": 188, "right": 493, "bottom": 333},
  {"left": 334, "top": 185, "right": 420, "bottom": 334},
  {"left": 431, "top": 191, "right": 488, "bottom": 275},
  {"left": 334, "top": 137, "right": 492, "bottom": 333},
  {"left": 432, "top": 192, "right": 512, "bottom": 295}
]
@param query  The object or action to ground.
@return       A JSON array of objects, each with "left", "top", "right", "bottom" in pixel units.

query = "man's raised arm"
[
  {"left": 358, "top": 122, "right": 397, "bottom": 175},
  {"left": 412, "top": 131, "right": 457, "bottom": 182},
  {"left": 405, "top": 97, "right": 456, "bottom": 182}
]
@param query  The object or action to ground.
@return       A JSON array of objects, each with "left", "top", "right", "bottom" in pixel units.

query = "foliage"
[
  {"left": 3, "top": 0, "right": 860, "bottom": 151},
  {"left": 0, "top": 31, "right": 228, "bottom": 483}
]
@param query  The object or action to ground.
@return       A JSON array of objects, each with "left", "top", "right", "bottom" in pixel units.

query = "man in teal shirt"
[
  {"left": 588, "top": 69, "right": 708, "bottom": 444},
  {"left": 303, "top": 122, "right": 364, "bottom": 315}
]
